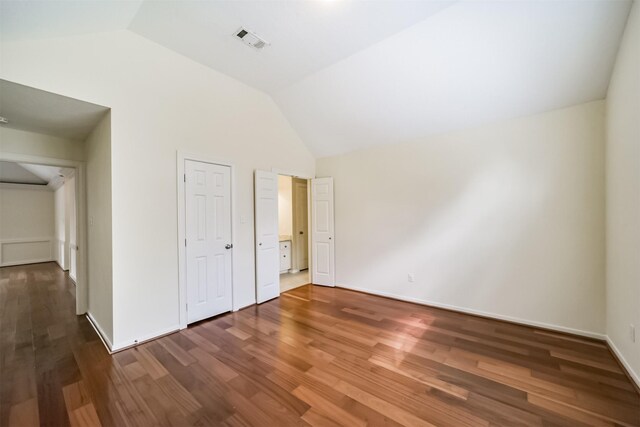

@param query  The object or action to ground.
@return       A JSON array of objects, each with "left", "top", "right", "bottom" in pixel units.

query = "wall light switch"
[
  {"left": 408, "top": 273, "right": 415, "bottom": 283},
  {"left": 240, "top": 215, "right": 248, "bottom": 224}
]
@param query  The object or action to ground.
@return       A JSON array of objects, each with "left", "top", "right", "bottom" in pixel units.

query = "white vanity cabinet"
[{"left": 279, "top": 240, "right": 291, "bottom": 273}]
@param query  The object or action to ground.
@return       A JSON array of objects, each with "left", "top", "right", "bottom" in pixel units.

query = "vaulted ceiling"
[{"left": 0, "top": 0, "right": 632, "bottom": 157}]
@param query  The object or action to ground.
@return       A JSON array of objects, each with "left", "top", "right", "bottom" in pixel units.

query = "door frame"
[
  {"left": 270, "top": 168, "right": 314, "bottom": 291},
  {"left": 177, "top": 151, "right": 235, "bottom": 329},
  {"left": 0, "top": 152, "right": 88, "bottom": 314}
]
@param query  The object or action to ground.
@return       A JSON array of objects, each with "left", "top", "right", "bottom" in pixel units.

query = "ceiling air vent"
[{"left": 234, "top": 27, "right": 270, "bottom": 50}]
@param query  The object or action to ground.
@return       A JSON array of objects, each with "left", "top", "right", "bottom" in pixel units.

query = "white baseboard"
[
  {"left": 0, "top": 258, "right": 53, "bottom": 267},
  {"left": 606, "top": 336, "right": 640, "bottom": 389},
  {"left": 111, "top": 324, "right": 181, "bottom": 353},
  {"left": 86, "top": 312, "right": 114, "bottom": 353},
  {"left": 337, "top": 285, "right": 606, "bottom": 340}
]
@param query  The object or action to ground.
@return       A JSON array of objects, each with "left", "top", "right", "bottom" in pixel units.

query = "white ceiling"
[
  {"left": 128, "top": 1, "right": 454, "bottom": 92},
  {"left": 274, "top": 0, "right": 632, "bottom": 156},
  {"left": 0, "top": 79, "right": 110, "bottom": 141},
  {"left": 0, "top": 161, "right": 47, "bottom": 185},
  {"left": 0, "top": 161, "right": 72, "bottom": 189},
  {"left": 0, "top": 0, "right": 633, "bottom": 156}
]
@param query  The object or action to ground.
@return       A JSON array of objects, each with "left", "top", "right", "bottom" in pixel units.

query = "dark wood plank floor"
[{"left": 1, "top": 263, "right": 638, "bottom": 426}]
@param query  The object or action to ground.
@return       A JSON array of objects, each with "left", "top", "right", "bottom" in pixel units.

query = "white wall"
[
  {"left": 0, "top": 127, "right": 84, "bottom": 161},
  {"left": 317, "top": 101, "right": 606, "bottom": 337},
  {"left": 0, "top": 184, "right": 54, "bottom": 266},
  {"left": 53, "top": 177, "right": 77, "bottom": 273},
  {"left": 0, "top": 30, "right": 315, "bottom": 349},
  {"left": 54, "top": 184, "right": 66, "bottom": 268},
  {"left": 606, "top": 1, "right": 640, "bottom": 385},
  {"left": 278, "top": 175, "right": 293, "bottom": 237},
  {"left": 85, "top": 112, "right": 113, "bottom": 345}
]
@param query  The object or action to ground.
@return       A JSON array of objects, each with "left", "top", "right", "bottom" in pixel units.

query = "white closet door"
[
  {"left": 255, "top": 170, "right": 280, "bottom": 303},
  {"left": 311, "top": 177, "right": 335, "bottom": 287},
  {"left": 185, "top": 160, "right": 232, "bottom": 323}
]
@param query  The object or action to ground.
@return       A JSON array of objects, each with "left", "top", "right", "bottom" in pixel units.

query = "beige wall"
[
  {"left": 0, "top": 184, "right": 54, "bottom": 266},
  {"left": 606, "top": 1, "right": 640, "bottom": 384},
  {"left": 85, "top": 112, "right": 113, "bottom": 345},
  {"left": 278, "top": 175, "right": 293, "bottom": 237},
  {"left": 317, "top": 101, "right": 606, "bottom": 337},
  {"left": 0, "top": 127, "right": 84, "bottom": 161},
  {"left": 1, "top": 30, "right": 315, "bottom": 349}
]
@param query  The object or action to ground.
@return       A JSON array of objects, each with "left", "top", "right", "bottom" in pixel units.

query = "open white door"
[
  {"left": 255, "top": 170, "right": 280, "bottom": 303},
  {"left": 185, "top": 160, "right": 233, "bottom": 323},
  {"left": 311, "top": 177, "right": 335, "bottom": 286}
]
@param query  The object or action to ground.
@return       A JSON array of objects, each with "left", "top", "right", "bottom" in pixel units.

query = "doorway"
[
  {"left": 255, "top": 170, "right": 335, "bottom": 304},
  {"left": 179, "top": 156, "right": 234, "bottom": 326},
  {"left": 278, "top": 175, "right": 310, "bottom": 292}
]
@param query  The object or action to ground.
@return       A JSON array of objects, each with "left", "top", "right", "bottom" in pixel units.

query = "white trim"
[
  {"left": 0, "top": 237, "right": 53, "bottom": 243},
  {"left": 176, "top": 151, "right": 236, "bottom": 330},
  {"left": 86, "top": 312, "right": 114, "bottom": 353},
  {"left": 337, "top": 284, "right": 607, "bottom": 340},
  {"left": 111, "top": 324, "right": 180, "bottom": 353},
  {"left": 0, "top": 182, "right": 52, "bottom": 191},
  {"left": 0, "top": 259, "right": 53, "bottom": 267},
  {"left": 0, "top": 152, "right": 87, "bottom": 315},
  {"left": 606, "top": 336, "right": 640, "bottom": 389}
]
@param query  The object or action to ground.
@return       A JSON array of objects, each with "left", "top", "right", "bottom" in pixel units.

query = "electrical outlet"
[
  {"left": 407, "top": 273, "right": 415, "bottom": 283},
  {"left": 630, "top": 324, "right": 636, "bottom": 343}
]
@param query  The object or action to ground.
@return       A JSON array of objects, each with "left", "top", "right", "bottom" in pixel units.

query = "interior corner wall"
[
  {"left": 85, "top": 111, "right": 113, "bottom": 346},
  {"left": 605, "top": 0, "right": 640, "bottom": 385},
  {"left": 317, "top": 100, "right": 606, "bottom": 337},
  {"left": 0, "top": 30, "right": 315, "bottom": 349}
]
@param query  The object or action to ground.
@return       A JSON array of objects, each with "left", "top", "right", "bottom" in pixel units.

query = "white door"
[
  {"left": 293, "top": 178, "right": 309, "bottom": 271},
  {"left": 255, "top": 170, "right": 280, "bottom": 303},
  {"left": 311, "top": 177, "right": 335, "bottom": 286},
  {"left": 185, "top": 160, "right": 233, "bottom": 323}
]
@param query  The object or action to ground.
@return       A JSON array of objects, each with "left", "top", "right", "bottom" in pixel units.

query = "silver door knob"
[{"left": 225, "top": 244, "right": 233, "bottom": 249}]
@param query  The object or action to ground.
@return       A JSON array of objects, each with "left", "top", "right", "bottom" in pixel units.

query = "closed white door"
[
  {"left": 293, "top": 179, "right": 308, "bottom": 271},
  {"left": 255, "top": 170, "right": 280, "bottom": 303},
  {"left": 185, "top": 160, "right": 232, "bottom": 323},
  {"left": 311, "top": 177, "right": 335, "bottom": 286}
]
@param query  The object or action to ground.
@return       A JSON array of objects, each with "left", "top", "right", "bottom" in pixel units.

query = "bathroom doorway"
[{"left": 278, "top": 175, "right": 310, "bottom": 292}]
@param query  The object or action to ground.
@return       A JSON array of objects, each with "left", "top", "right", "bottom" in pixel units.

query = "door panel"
[
  {"left": 293, "top": 179, "right": 308, "bottom": 270},
  {"left": 186, "top": 160, "right": 232, "bottom": 323},
  {"left": 311, "top": 178, "right": 335, "bottom": 286},
  {"left": 255, "top": 170, "right": 280, "bottom": 303}
]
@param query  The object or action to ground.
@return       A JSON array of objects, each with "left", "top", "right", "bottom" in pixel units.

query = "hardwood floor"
[{"left": 1, "top": 263, "right": 638, "bottom": 426}]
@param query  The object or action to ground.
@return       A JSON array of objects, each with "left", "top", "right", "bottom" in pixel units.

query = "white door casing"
[
  {"left": 185, "top": 160, "right": 233, "bottom": 323},
  {"left": 255, "top": 170, "right": 280, "bottom": 303},
  {"left": 311, "top": 177, "right": 335, "bottom": 286}
]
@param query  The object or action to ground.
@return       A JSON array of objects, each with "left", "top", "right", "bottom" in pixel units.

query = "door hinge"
[
  {"left": 185, "top": 238, "right": 187, "bottom": 247},
  {"left": 184, "top": 174, "right": 186, "bottom": 183}
]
